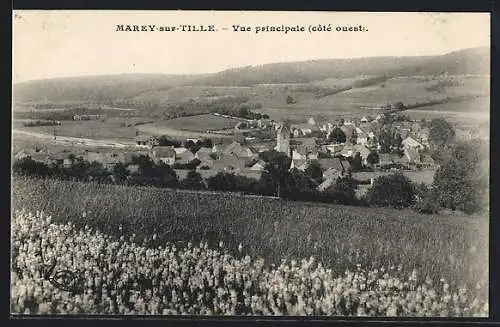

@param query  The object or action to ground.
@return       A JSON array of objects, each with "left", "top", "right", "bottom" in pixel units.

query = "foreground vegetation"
[
  {"left": 11, "top": 209, "right": 488, "bottom": 316},
  {"left": 12, "top": 176, "right": 488, "bottom": 298}
]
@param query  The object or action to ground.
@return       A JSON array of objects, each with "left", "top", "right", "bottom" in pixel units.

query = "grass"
[
  {"left": 155, "top": 114, "right": 240, "bottom": 132},
  {"left": 13, "top": 117, "right": 152, "bottom": 141},
  {"left": 12, "top": 175, "right": 488, "bottom": 297}
]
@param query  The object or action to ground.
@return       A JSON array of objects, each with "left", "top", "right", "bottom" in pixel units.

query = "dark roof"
[
  {"left": 153, "top": 146, "right": 175, "bottom": 158},
  {"left": 196, "top": 147, "right": 213, "bottom": 154},
  {"left": 317, "top": 158, "right": 344, "bottom": 172}
]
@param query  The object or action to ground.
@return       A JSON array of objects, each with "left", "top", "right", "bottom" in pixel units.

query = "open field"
[
  {"left": 352, "top": 170, "right": 436, "bottom": 185},
  {"left": 12, "top": 130, "right": 135, "bottom": 149},
  {"left": 12, "top": 176, "right": 488, "bottom": 294},
  {"left": 156, "top": 114, "right": 241, "bottom": 132},
  {"left": 135, "top": 123, "right": 234, "bottom": 140},
  {"left": 13, "top": 117, "right": 154, "bottom": 141}
]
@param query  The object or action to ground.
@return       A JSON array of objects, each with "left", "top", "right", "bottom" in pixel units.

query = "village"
[{"left": 14, "top": 106, "right": 482, "bottom": 199}]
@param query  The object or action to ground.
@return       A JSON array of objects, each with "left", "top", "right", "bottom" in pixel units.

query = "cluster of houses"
[{"left": 15, "top": 112, "right": 440, "bottom": 190}]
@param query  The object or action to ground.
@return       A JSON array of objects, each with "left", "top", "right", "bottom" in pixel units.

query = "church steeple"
[{"left": 276, "top": 123, "right": 291, "bottom": 156}]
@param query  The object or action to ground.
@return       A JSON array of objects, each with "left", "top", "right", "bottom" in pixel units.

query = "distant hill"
[
  {"left": 13, "top": 47, "right": 489, "bottom": 114},
  {"left": 13, "top": 74, "right": 207, "bottom": 104},
  {"left": 188, "top": 47, "right": 489, "bottom": 86}
]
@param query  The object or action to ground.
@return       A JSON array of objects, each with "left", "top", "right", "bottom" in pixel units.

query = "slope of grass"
[{"left": 12, "top": 176, "right": 488, "bottom": 295}]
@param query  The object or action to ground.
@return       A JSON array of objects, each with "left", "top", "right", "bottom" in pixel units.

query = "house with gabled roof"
[
  {"left": 316, "top": 157, "right": 351, "bottom": 179},
  {"left": 212, "top": 153, "right": 247, "bottom": 172},
  {"left": 151, "top": 146, "right": 176, "bottom": 165},
  {"left": 290, "top": 159, "right": 310, "bottom": 171},
  {"left": 250, "top": 160, "right": 267, "bottom": 172},
  {"left": 402, "top": 136, "right": 424, "bottom": 150},
  {"left": 195, "top": 147, "right": 214, "bottom": 161},
  {"left": 48, "top": 153, "right": 73, "bottom": 167},
  {"left": 175, "top": 149, "right": 196, "bottom": 165},
  {"left": 405, "top": 147, "right": 422, "bottom": 165},
  {"left": 355, "top": 127, "right": 369, "bottom": 146},
  {"left": 223, "top": 141, "right": 257, "bottom": 159}
]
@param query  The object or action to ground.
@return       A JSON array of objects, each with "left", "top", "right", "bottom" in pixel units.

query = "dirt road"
[{"left": 12, "top": 130, "right": 135, "bottom": 149}]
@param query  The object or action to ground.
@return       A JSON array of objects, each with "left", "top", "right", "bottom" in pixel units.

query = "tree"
[
  {"left": 320, "top": 175, "right": 357, "bottom": 205},
  {"left": 366, "top": 150, "right": 380, "bottom": 166},
  {"left": 377, "top": 126, "right": 402, "bottom": 154},
  {"left": 112, "top": 162, "right": 129, "bottom": 183},
  {"left": 238, "top": 106, "right": 250, "bottom": 118},
  {"left": 154, "top": 163, "right": 179, "bottom": 188},
  {"left": 286, "top": 95, "right": 296, "bottom": 104},
  {"left": 182, "top": 171, "right": 205, "bottom": 190},
  {"left": 349, "top": 152, "right": 363, "bottom": 171},
  {"left": 329, "top": 175, "right": 357, "bottom": 198},
  {"left": 200, "top": 138, "right": 213, "bottom": 148},
  {"left": 413, "top": 183, "right": 440, "bottom": 214},
  {"left": 432, "top": 139, "right": 488, "bottom": 214},
  {"left": 131, "top": 155, "right": 156, "bottom": 177},
  {"left": 366, "top": 173, "right": 416, "bottom": 208},
  {"left": 87, "top": 161, "right": 111, "bottom": 182},
  {"left": 207, "top": 172, "right": 238, "bottom": 191},
  {"left": 12, "top": 157, "right": 51, "bottom": 176},
  {"left": 304, "top": 160, "right": 323, "bottom": 182},
  {"left": 328, "top": 127, "right": 347, "bottom": 144},
  {"left": 428, "top": 118, "right": 455, "bottom": 148},
  {"left": 259, "top": 150, "right": 292, "bottom": 198},
  {"left": 158, "top": 136, "right": 181, "bottom": 147}
]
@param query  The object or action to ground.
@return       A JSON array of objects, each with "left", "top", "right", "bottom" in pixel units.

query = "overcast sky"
[{"left": 12, "top": 11, "right": 490, "bottom": 83}]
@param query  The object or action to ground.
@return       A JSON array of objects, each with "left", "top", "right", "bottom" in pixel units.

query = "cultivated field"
[
  {"left": 135, "top": 124, "right": 233, "bottom": 140},
  {"left": 154, "top": 114, "right": 241, "bottom": 132}
]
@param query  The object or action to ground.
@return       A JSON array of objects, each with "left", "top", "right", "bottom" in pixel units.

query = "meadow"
[
  {"left": 11, "top": 209, "right": 488, "bottom": 316},
  {"left": 13, "top": 117, "right": 154, "bottom": 141},
  {"left": 152, "top": 114, "right": 241, "bottom": 132},
  {"left": 12, "top": 176, "right": 488, "bottom": 298}
]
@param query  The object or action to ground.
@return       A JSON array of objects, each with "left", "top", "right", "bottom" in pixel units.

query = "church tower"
[{"left": 275, "top": 123, "right": 291, "bottom": 156}]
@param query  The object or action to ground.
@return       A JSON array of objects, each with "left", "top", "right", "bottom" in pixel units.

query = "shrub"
[{"left": 366, "top": 172, "right": 416, "bottom": 209}]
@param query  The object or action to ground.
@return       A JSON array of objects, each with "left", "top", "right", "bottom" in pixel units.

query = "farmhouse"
[
  {"left": 223, "top": 141, "right": 257, "bottom": 159},
  {"left": 404, "top": 147, "right": 421, "bottom": 165},
  {"left": 195, "top": 147, "right": 214, "bottom": 161},
  {"left": 102, "top": 153, "right": 124, "bottom": 170},
  {"left": 325, "top": 143, "right": 344, "bottom": 154},
  {"left": 291, "top": 124, "right": 313, "bottom": 136},
  {"left": 290, "top": 159, "right": 310, "bottom": 171},
  {"left": 250, "top": 160, "right": 266, "bottom": 172},
  {"left": 48, "top": 154, "right": 72, "bottom": 168},
  {"left": 292, "top": 146, "right": 319, "bottom": 161},
  {"left": 340, "top": 145, "right": 370, "bottom": 162},
  {"left": 151, "top": 146, "right": 176, "bottom": 165},
  {"left": 318, "top": 157, "right": 351, "bottom": 180},
  {"left": 135, "top": 135, "right": 160, "bottom": 148},
  {"left": 175, "top": 149, "right": 196, "bottom": 165},
  {"left": 213, "top": 153, "right": 246, "bottom": 172},
  {"left": 402, "top": 136, "right": 424, "bottom": 150}
]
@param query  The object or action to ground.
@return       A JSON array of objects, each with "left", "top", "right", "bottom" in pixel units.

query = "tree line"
[{"left": 12, "top": 133, "right": 488, "bottom": 215}]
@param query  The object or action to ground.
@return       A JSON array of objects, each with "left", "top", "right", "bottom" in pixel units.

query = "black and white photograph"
[{"left": 11, "top": 11, "right": 490, "bottom": 317}]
